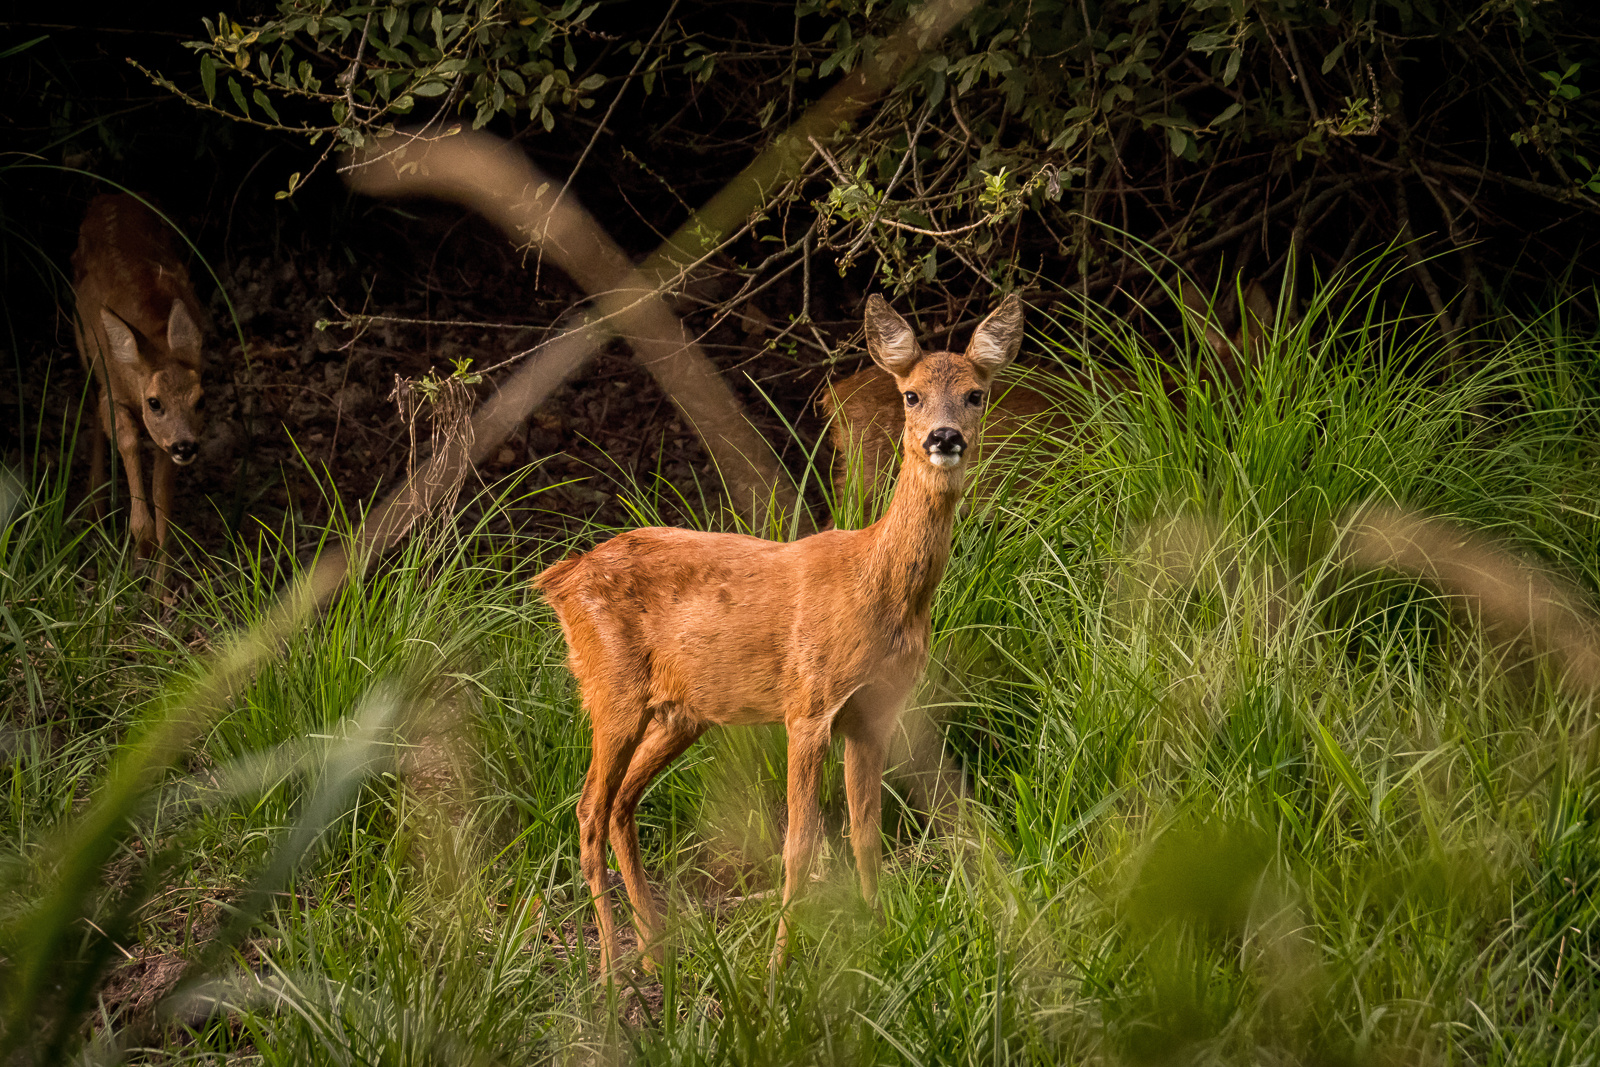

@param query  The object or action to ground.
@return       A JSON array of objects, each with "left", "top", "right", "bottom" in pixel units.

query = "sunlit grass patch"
[{"left": 5, "top": 266, "right": 1600, "bottom": 1063}]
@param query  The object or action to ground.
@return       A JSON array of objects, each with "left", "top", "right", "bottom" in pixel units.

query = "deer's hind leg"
[
  {"left": 575, "top": 686, "right": 651, "bottom": 982},
  {"left": 609, "top": 707, "right": 706, "bottom": 969}
]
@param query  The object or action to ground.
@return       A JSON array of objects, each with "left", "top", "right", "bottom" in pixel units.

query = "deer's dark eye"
[
  {"left": 194, "top": 394, "right": 206, "bottom": 412},
  {"left": 147, "top": 397, "right": 163, "bottom": 413},
  {"left": 903, "top": 391, "right": 920, "bottom": 407},
  {"left": 966, "top": 389, "right": 986, "bottom": 407}
]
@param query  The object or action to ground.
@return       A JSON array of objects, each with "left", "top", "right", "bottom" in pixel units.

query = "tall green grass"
[{"left": 5, "top": 265, "right": 1600, "bottom": 1064}]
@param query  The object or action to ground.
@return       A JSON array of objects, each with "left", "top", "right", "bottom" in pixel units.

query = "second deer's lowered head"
[
  {"left": 98, "top": 303, "right": 206, "bottom": 465},
  {"left": 862, "top": 294, "right": 1025, "bottom": 472}
]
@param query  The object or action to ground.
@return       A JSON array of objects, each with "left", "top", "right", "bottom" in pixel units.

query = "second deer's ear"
[
  {"left": 966, "top": 294, "right": 1024, "bottom": 373},
  {"left": 864, "top": 295, "right": 922, "bottom": 376},
  {"left": 167, "top": 301, "right": 201, "bottom": 354},
  {"left": 100, "top": 308, "right": 141, "bottom": 365}
]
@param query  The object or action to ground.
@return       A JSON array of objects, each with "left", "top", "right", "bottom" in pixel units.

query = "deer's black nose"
[
  {"left": 923, "top": 427, "right": 966, "bottom": 456},
  {"left": 170, "top": 440, "right": 199, "bottom": 465}
]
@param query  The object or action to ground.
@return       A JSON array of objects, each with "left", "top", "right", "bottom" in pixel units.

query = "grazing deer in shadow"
[
  {"left": 72, "top": 194, "right": 206, "bottom": 593},
  {"left": 822, "top": 279, "right": 1278, "bottom": 518},
  {"left": 534, "top": 294, "right": 1024, "bottom": 979}
]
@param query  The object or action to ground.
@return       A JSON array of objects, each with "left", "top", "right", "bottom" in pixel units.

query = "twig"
[
  {"left": 1282, "top": 23, "right": 1319, "bottom": 121},
  {"left": 842, "top": 104, "right": 933, "bottom": 263},
  {"left": 1394, "top": 172, "right": 1461, "bottom": 358},
  {"left": 547, "top": 0, "right": 678, "bottom": 223},
  {"left": 1422, "top": 161, "right": 1600, "bottom": 215},
  {"left": 1411, "top": 161, "right": 1484, "bottom": 326},
  {"left": 875, "top": 217, "right": 990, "bottom": 238}
]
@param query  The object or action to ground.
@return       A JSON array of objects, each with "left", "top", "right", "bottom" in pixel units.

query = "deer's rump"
[{"left": 73, "top": 195, "right": 203, "bottom": 369}]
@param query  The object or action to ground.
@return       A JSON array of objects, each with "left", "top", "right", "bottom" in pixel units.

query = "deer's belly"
[{"left": 645, "top": 617, "right": 918, "bottom": 727}]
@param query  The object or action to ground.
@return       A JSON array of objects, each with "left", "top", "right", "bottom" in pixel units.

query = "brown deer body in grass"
[
  {"left": 535, "top": 295, "right": 1024, "bottom": 977},
  {"left": 822, "top": 280, "right": 1277, "bottom": 513},
  {"left": 72, "top": 194, "right": 206, "bottom": 589}
]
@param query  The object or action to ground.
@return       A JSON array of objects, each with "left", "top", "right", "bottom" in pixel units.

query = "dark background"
[{"left": 5, "top": 2, "right": 1599, "bottom": 562}]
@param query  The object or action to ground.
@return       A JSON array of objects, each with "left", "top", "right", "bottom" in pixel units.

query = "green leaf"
[
  {"left": 1314, "top": 720, "right": 1371, "bottom": 805},
  {"left": 500, "top": 68, "right": 526, "bottom": 93},
  {"left": 200, "top": 54, "right": 219, "bottom": 102},
  {"left": 1166, "top": 125, "right": 1187, "bottom": 157},
  {"left": 1213, "top": 101, "right": 1241, "bottom": 125},
  {"left": 540, "top": 105, "right": 554, "bottom": 131},
  {"left": 1321, "top": 39, "right": 1347, "bottom": 75},
  {"left": 227, "top": 76, "right": 250, "bottom": 117},
  {"left": 411, "top": 79, "right": 449, "bottom": 97},
  {"left": 1223, "top": 47, "right": 1242, "bottom": 86},
  {"left": 252, "top": 89, "right": 281, "bottom": 124},
  {"left": 0, "top": 34, "right": 47, "bottom": 60}
]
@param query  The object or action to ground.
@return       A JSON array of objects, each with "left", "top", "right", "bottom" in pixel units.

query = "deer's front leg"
[
  {"left": 111, "top": 406, "right": 155, "bottom": 557},
  {"left": 87, "top": 395, "right": 110, "bottom": 520},
  {"left": 149, "top": 449, "right": 176, "bottom": 594},
  {"left": 773, "top": 715, "right": 832, "bottom": 970}
]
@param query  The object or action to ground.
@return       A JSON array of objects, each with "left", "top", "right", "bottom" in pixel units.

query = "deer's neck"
[{"left": 864, "top": 452, "right": 964, "bottom": 626}]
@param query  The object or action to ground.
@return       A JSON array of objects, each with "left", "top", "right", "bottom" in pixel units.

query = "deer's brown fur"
[
  {"left": 72, "top": 194, "right": 206, "bottom": 590},
  {"left": 535, "top": 295, "right": 1024, "bottom": 978}
]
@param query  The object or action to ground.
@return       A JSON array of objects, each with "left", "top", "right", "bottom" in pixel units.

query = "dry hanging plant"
[{"left": 390, "top": 364, "right": 479, "bottom": 522}]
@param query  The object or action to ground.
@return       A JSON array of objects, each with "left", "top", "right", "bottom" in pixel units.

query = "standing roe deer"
[
  {"left": 72, "top": 194, "right": 206, "bottom": 590},
  {"left": 822, "top": 280, "right": 1277, "bottom": 515},
  {"left": 535, "top": 294, "right": 1025, "bottom": 978}
]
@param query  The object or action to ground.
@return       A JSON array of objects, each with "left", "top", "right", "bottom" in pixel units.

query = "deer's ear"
[
  {"left": 864, "top": 295, "right": 921, "bottom": 376},
  {"left": 967, "top": 294, "right": 1024, "bottom": 373},
  {"left": 167, "top": 301, "right": 201, "bottom": 354},
  {"left": 99, "top": 308, "right": 141, "bottom": 365}
]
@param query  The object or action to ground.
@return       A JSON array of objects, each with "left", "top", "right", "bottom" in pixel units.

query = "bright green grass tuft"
[{"left": 5, "top": 266, "right": 1600, "bottom": 1064}]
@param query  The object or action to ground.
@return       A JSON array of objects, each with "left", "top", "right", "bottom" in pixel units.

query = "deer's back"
[
  {"left": 535, "top": 526, "right": 896, "bottom": 724},
  {"left": 72, "top": 194, "right": 201, "bottom": 366}
]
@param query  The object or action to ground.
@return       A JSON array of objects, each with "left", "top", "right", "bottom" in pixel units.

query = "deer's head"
[
  {"left": 100, "top": 303, "right": 205, "bottom": 465},
  {"left": 863, "top": 294, "right": 1024, "bottom": 473}
]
